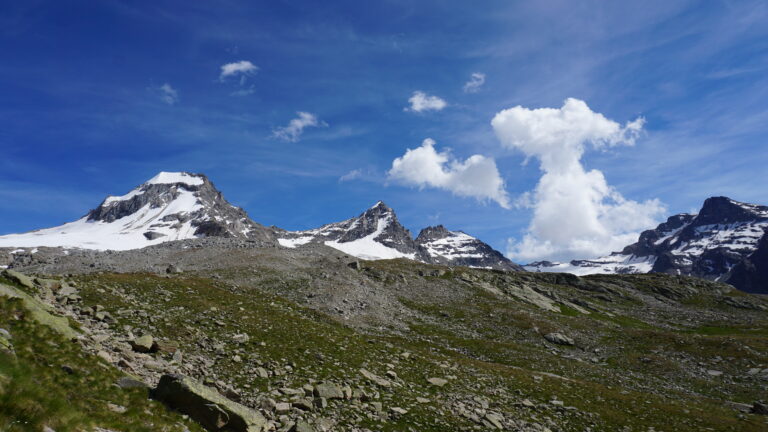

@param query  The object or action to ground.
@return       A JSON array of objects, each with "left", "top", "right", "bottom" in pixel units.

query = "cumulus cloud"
[
  {"left": 491, "top": 98, "right": 663, "bottom": 262},
  {"left": 463, "top": 72, "right": 486, "bottom": 93},
  {"left": 219, "top": 60, "right": 259, "bottom": 82},
  {"left": 405, "top": 91, "right": 447, "bottom": 112},
  {"left": 157, "top": 83, "right": 178, "bottom": 105},
  {"left": 273, "top": 112, "right": 327, "bottom": 142},
  {"left": 388, "top": 138, "right": 510, "bottom": 208}
]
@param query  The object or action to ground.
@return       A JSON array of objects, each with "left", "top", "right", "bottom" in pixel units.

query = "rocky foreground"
[{"left": 1, "top": 242, "right": 768, "bottom": 431}]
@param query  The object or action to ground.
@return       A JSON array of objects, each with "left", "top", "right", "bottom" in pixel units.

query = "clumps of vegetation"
[{"left": 0, "top": 297, "right": 203, "bottom": 432}]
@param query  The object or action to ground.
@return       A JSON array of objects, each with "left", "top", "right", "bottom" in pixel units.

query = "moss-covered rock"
[
  {"left": 0, "top": 283, "right": 78, "bottom": 340},
  {"left": 154, "top": 374, "right": 269, "bottom": 432},
  {"left": 1, "top": 269, "right": 35, "bottom": 290}
]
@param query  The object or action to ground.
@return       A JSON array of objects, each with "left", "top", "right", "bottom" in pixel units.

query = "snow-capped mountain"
[
  {"left": 276, "top": 202, "right": 519, "bottom": 270},
  {"left": 277, "top": 201, "right": 431, "bottom": 261},
  {"left": 0, "top": 172, "right": 521, "bottom": 271},
  {"left": 526, "top": 197, "right": 768, "bottom": 292},
  {"left": 0, "top": 172, "right": 274, "bottom": 251},
  {"left": 415, "top": 225, "right": 522, "bottom": 271}
]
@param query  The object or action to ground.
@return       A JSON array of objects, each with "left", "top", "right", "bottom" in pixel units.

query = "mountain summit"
[
  {"left": 277, "top": 201, "right": 429, "bottom": 261},
  {"left": 0, "top": 172, "right": 274, "bottom": 250}
]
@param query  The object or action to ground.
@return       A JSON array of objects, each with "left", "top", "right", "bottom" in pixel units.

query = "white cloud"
[
  {"left": 463, "top": 72, "right": 486, "bottom": 93},
  {"left": 219, "top": 60, "right": 259, "bottom": 82},
  {"left": 405, "top": 91, "right": 447, "bottom": 112},
  {"left": 388, "top": 138, "right": 510, "bottom": 208},
  {"left": 491, "top": 98, "right": 664, "bottom": 262},
  {"left": 339, "top": 169, "right": 363, "bottom": 182},
  {"left": 273, "top": 112, "right": 327, "bottom": 142}
]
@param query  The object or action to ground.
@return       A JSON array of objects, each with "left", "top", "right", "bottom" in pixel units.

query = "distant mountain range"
[
  {"left": 0, "top": 172, "right": 765, "bottom": 292},
  {"left": 0, "top": 172, "right": 520, "bottom": 271},
  {"left": 526, "top": 197, "right": 768, "bottom": 293},
  {"left": 276, "top": 201, "right": 521, "bottom": 271}
]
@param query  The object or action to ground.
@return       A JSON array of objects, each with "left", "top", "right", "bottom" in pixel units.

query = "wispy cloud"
[
  {"left": 273, "top": 112, "right": 327, "bottom": 142},
  {"left": 158, "top": 83, "right": 178, "bottom": 105},
  {"left": 339, "top": 168, "right": 362, "bottom": 182},
  {"left": 219, "top": 60, "right": 259, "bottom": 88},
  {"left": 463, "top": 72, "right": 485, "bottom": 93},
  {"left": 405, "top": 91, "right": 447, "bottom": 113}
]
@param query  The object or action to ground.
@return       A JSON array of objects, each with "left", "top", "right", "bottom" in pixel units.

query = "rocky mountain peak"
[
  {"left": 415, "top": 225, "right": 452, "bottom": 242},
  {"left": 694, "top": 196, "right": 768, "bottom": 226}
]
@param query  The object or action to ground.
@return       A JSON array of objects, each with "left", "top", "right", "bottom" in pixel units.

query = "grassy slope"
[
  {"left": 0, "top": 295, "right": 204, "bottom": 432},
  {"left": 64, "top": 270, "right": 768, "bottom": 432}
]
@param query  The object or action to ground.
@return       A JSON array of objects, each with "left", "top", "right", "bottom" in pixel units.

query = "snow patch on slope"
[
  {"left": 0, "top": 188, "right": 203, "bottom": 251},
  {"left": 422, "top": 232, "right": 484, "bottom": 260},
  {"left": 147, "top": 171, "right": 205, "bottom": 186},
  {"left": 324, "top": 215, "right": 416, "bottom": 260},
  {"left": 525, "top": 254, "right": 656, "bottom": 276}
]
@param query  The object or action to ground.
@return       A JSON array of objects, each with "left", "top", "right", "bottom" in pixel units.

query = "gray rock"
[
  {"left": 313, "top": 382, "right": 344, "bottom": 400},
  {"left": 116, "top": 376, "right": 149, "bottom": 390},
  {"left": 154, "top": 374, "right": 268, "bottom": 432},
  {"left": 544, "top": 332, "right": 575, "bottom": 346},
  {"left": 426, "top": 377, "right": 448, "bottom": 387},
  {"left": 131, "top": 334, "right": 157, "bottom": 353},
  {"left": 292, "top": 420, "right": 314, "bottom": 432},
  {"left": 359, "top": 368, "right": 391, "bottom": 387},
  {"left": 292, "top": 399, "right": 314, "bottom": 411}
]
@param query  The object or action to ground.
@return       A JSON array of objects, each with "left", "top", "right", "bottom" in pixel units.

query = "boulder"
[
  {"left": 292, "top": 420, "right": 314, "bottom": 432},
  {"left": 154, "top": 374, "right": 268, "bottom": 432},
  {"left": 544, "top": 332, "right": 575, "bottom": 346},
  {"left": 427, "top": 377, "right": 448, "bottom": 387},
  {"left": 313, "top": 382, "right": 344, "bottom": 400},
  {"left": 359, "top": 368, "right": 391, "bottom": 387},
  {"left": 131, "top": 334, "right": 158, "bottom": 353}
]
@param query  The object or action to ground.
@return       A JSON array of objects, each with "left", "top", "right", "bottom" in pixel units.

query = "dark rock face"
[
  {"left": 726, "top": 229, "right": 768, "bottom": 294},
  {"left": 415, "top": 225, "right": 523, "bottom": 271},
  {"left": 620, "top": 214, "right": 696, "bottom": 257},
  {"left": 643, "top": 197, "right": 768, "bottom": 285},
  {"left": 87, "top": 173, "right": 275, "bottom": 245}
]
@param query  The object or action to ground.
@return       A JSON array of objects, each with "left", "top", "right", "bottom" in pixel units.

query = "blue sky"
[{"left": 1, "top": 0, "right": 767, "bottom": 262}]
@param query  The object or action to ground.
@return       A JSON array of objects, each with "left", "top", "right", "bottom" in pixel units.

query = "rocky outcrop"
[{"left": 154, "top": 374, "right": 269, "bottom": 432}]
